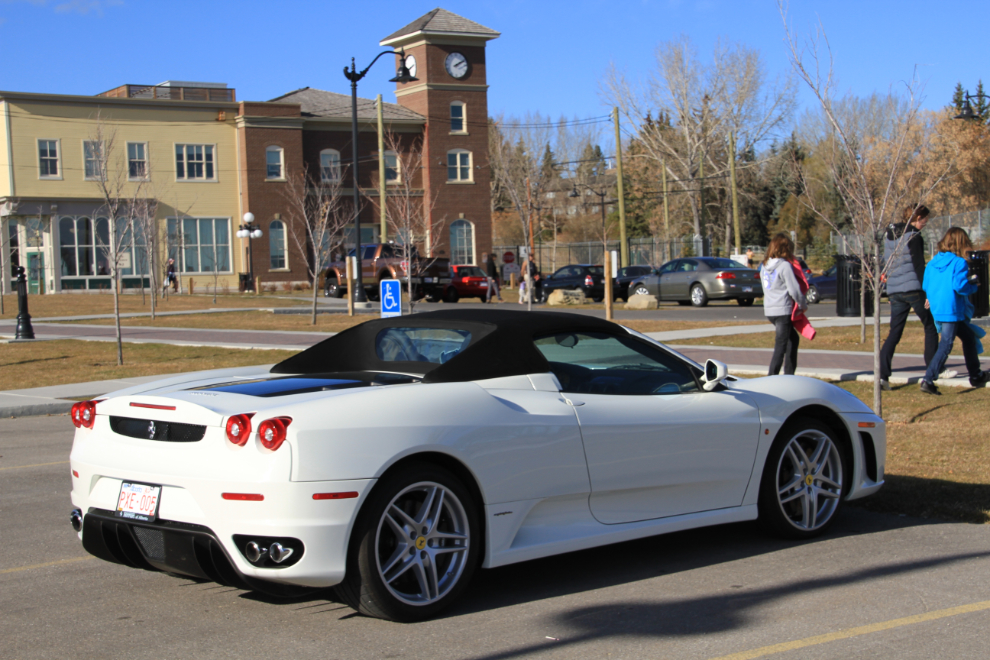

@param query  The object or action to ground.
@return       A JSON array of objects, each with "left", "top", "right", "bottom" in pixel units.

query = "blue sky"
[{"left": 1, "top": 0, "right": 986, "bottom": 136}]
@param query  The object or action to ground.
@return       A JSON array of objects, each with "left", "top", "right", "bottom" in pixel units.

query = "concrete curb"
[{"left": 3, "top": 401, "right": 75, "bottom": 417}]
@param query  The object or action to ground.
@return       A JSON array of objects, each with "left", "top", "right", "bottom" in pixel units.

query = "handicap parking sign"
[{"left": 380, "top": 279, "right": 402, "bottom": 318}]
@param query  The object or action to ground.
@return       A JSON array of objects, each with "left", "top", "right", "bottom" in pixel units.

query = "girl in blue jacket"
[{"left": 920, "top": 227, "right": 988, "bottom": 395}]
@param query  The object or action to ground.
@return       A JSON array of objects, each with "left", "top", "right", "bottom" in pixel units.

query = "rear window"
[
  {"left": 375, "top": 328, "right": 472, "bottom": 364},
  {"left": 587, "top": 266, "right": 604, "bottom": 275},
  {"left": 456, "top": 266, "right": 485, "bottom": 277},
  {"left": 704, "top": 258, "right": 747, "bottom": 269}
]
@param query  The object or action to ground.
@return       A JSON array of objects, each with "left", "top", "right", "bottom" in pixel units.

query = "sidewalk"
[{"left": 3, "top": 316, "right": 987, "bottom": 418}]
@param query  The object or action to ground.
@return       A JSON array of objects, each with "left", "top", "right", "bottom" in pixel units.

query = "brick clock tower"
[{"left": 380, "top": 9, "right": 499, "bottom": 266}]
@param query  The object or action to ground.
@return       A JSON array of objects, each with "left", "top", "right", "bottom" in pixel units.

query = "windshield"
[{"left": 375, "top": 328, "right": 472, "bottom": 364}]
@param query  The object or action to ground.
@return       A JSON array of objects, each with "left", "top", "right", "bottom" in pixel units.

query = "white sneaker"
[
  {"left": 880, "top": 379, "right": 891, "bottom": 391},
  {"left": 939, "top": 370, "right": 959, "bottom": 380}
]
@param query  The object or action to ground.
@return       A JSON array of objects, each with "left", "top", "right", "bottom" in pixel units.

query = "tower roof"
[
  {"left": 269, "top": 88, "right": 424, "bottom": 122},
  {"left": 380, "top": 8, "right": 499, "bottom": 46}
]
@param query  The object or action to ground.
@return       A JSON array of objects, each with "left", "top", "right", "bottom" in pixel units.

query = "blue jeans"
[
  {"left": 880, "top": 290, "right": 938, "bottom": 380},
  {"left": 923, "top": 321, "right": 983, "bottom": 383}
]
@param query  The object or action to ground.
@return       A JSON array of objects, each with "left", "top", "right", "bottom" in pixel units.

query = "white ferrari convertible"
[{"left": 68, "top": 310, "right": 885, "bottom": 621}]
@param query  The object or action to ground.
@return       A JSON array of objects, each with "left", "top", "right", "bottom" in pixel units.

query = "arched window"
[
  {"left": 447, "top": 149, "right": 473, "bottom": 182},
  {"left": 320, "top": 149, "right": 341, "bottom": 182},
  {"left": 384, "top": 150, "right": 400, "bottom": 184},
  {"left": 269, "top": 220, "right": 286, "bottom": 269},
  {"left": 450, "top": 102, "right": 466, "bottom": 133},
  {"left": 266, "top": 146, "right": 284, "bottom": 180},
  {"left": 450, "top": 219, "right": 474, "bottom": 265}
]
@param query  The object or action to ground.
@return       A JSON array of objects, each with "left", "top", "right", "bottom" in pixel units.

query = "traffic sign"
[
  {"left": 380, "top": 279, "right": 402, "bottom": 318},
  {"left": 502, "top": 251, "right": 515, "bottom": 264}
]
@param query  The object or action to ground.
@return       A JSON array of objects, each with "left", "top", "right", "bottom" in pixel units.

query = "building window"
[
  {"left": 320, "top": 149, "right": 341, "bottom": 182},
  {"left": 447, "top": 150, "right": 472, "bottom": 182},
  {"left": 83, "top": 141, "right": 104, "bottom": 180},
  {"left": 59, "top": 216, "right": 111, "bottom": 277},
  {"left": 450, "top": 102, "right": 465, "bottom": 133},
  {"left": 384, "top": 150, "right": 400, "bottom": 183},
  {"left": 450, "top": 219, "right": 474, "bottom": 265},
  {"left": 545, "top": 192, "right": 556, "bottom": 199},
  {"left": 269, "top": 220, "right": 287, "bottom": 269},
  {"left": 175, "top": 144, "right": 216, "bottom": 181},
  {"left": 39, "top": 139, "right": 60, "bottom": 178},
  {"left": 128, "top": 142, "right": 148, "bottom": 179},
  {"left": 166, "top": 217, "right": 231, "bottom": 272},
  {"left": 266, "top": 146, "right": 284, "bottom": 180}
]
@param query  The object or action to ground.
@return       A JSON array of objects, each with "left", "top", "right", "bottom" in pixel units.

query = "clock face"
[
  {"left": 444, "top": 52, "right": 469, "bottom": 79},
  {"left": 404, "top": 54, "right": 417, "bottom": 78}
]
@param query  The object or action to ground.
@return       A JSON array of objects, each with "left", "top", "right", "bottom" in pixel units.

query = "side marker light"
[{"left": 313, "top": 492, "right": 359, "bottom": 500}]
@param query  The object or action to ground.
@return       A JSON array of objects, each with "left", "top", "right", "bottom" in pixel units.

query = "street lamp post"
[
  {"left": 342, "top": 49, "right": 417, "bottom": 305},
  {"left": 954, "top": 92, "right": 990, "bottom": 121},
  {"left": 236, "top": 212, "right": 263, "bottom": 292}
]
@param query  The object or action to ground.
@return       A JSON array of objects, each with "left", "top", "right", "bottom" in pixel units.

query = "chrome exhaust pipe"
[
  {"left": 268, "top": 542, "right": 294, "bottom": 564},
  {"left": 245, "top": 541, "right": 264, "bottom": 563},
  {"left": 70, "top": 509, "right": 83, "bottom": 532}
]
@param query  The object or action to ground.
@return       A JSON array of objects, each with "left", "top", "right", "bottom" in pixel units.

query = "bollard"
[{"left": 14, "top": 265, "right": 35, "bottom": 340}]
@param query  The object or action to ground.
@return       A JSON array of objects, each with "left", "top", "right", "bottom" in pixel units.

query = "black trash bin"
[
  {"left": 970, "top": 250, "right": 989, "bottom": 318},
  {"left": 835, "top": 255, "right": 874, "bottom": 318},
  {"left": 238, "top": 273, "right": 251, "bottom": 293}
]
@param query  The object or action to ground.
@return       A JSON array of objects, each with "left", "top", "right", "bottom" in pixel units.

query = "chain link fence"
[
  {"left": 831, "top": 208, "right": 990, "bottom": 258},
  {"left": 494, "top": 236, "right": 714, "bottom": 273}
]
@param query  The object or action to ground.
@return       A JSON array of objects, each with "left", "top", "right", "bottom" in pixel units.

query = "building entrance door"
[{"left": 27, "top": 253, "right": 45, "bottom": 294}]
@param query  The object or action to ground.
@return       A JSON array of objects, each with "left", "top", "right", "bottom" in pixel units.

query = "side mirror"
[{"left": 702, "top": 359, "right": 728, "bottom": 392}]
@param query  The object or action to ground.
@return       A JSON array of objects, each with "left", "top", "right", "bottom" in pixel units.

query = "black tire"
[
  {"left": 591, "top": 296, "right": 604, "bottom": 303},
  {"left": 425, "top": 293, "right": 441, "bottom": 303},
  {"left": 325, "top": 277, "right": 343, "bottom": 299},
  {"left": 443, "top": 287, "right": 459, "bottom": 303},
  {"left": 690, "top": 284, "right": 709, "bottom": 307},
  {"left": 737, "top": 297, "right": 755, "bottom": 307},
  {"left": 807, "top": 285, "right": 820, "bottom": 305},
  {"left": 757, "top": 417, "right": 848, "bottom": 540},
  {"left": 633, "top": 285, "right": 651, "bottom": 296},
  {"left": 676, "top": 300, "right": 691, "bottom": 306},
  {"left": 336, "top": 463, "right": 480, "bottom": 622}
]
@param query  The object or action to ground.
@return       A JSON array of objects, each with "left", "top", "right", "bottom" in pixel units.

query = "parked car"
[
  {"left": 629, "top": 257, "right": 762, "bottom": 306},
  {"left": 614, "top": 265, "right": 655, "bottom": 302},
  {"left": 539, "top": 264, "right": 605, "bottom": 303},
  {"left": 324, "top": 243, "right": 450, "bottom": 301},
  {"left": 441, "top": 265, "right": 489, "bottom": 303},
  {"left": 68, "top": 309, "right": 885, "bottom": 621},
  {"left": 807, "top": 265, "right": 837, "bottom": 304}
]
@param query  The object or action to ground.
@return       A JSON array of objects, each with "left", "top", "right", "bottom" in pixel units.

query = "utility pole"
[
  {"left": 377, "top": 95, "right": 387, "bottom": 243},
  {"left": 662, "top": 159, "right": 670, "bottom": 263},
  {"left": 698, "top": 154, "right": 704, "bottom": 256},
  {"left": 613, "top": 107, "right": 628, "bottom": 267},
  {"left": 729, "top": 131, "right": 741, "bottom": 256}
]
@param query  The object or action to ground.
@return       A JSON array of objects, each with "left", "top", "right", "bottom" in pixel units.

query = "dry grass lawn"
[
  {"left": 839, "top": 381, "right": 990, "bottom": 523},
  {"left": 0, "top": 340, "right": 297, "bottom": 390},
  {"left": 675, "top": 321, "right": 968, "bottom": 356},
  {"left": 0, "top": 292, "right": 308, "bottom": 319}
]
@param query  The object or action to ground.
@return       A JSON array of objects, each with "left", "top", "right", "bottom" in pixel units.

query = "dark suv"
[{"left": 539, "top": 264, "right": 605, "bottom": 303}]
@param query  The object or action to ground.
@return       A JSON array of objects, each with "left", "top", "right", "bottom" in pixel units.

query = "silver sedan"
[{"left": 629, "top": 257, "right": 763, "bottom": 306}]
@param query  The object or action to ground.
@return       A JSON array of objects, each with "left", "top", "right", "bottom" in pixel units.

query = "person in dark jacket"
[
  {"left": 485, "top": 252, "right": 503, "bottom": 303},
  {"left": 878, "top": 205, "right": 940, "bottom": 389},
  {"left": 919, "top": 227, "right": 989, "bottom": 395}
]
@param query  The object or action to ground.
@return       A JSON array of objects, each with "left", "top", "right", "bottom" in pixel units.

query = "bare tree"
[
  {"left": 89, "top": 114, "right": 152, "bottom": 366},
  {"left": 280, "top": 163, "right": 349, "bottom": 324},
  {"left": 372, "top": 132, "right": 445, "bottom": 314},
  {"left": 780, "top": 3, "right": 951, "bottom": 415},
  {"left": 130, "top": 194, "right": 161, "bottom": 318}
]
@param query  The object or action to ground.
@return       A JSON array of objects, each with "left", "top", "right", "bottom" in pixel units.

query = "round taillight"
[
  {"left": 225, "top": 414, "right": 252, "bottom": 446},
  {"left": 75, "top": 401, "right": 97, "bottom": 429},
  {"left": 257, "top": 417, "right": 292, "bottom": 451}
]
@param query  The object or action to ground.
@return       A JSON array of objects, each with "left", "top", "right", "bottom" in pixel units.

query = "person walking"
[
  {"left": 485, "top": 252, "right": 503, "bottom": 303},
  {"left": 878, "top": 205, "right": 941, "bottom": 390},
  {"left": 919, "top": 227, "right": 989, "bottom": 395},
  {"left": 761, "top": 233, "right": 808, "bottom": 375},
  {"left": 163, "top": 258, "right": 177, "bottom": 295}
]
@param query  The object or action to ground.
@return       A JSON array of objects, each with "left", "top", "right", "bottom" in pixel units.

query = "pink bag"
[{"left": 792, "top": 303, "right": 816, "bottom": 340}]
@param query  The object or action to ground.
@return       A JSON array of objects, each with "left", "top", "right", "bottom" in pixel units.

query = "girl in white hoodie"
[{"left": 760, "top": 233, "right": 808, "bottom": 375}]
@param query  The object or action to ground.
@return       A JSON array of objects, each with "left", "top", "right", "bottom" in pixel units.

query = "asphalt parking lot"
[{"left": 4, "top": 415, "right": 990, "bottom": 660}]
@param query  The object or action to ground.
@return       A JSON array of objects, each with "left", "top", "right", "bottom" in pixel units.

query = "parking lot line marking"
[
  {"left": 710, "top": 599, "right": 990, "bottom": 660},
  {"left": 0, "top": 460, "right": 69, "bottom": 471},
  {"left": 0, "top": 556, "right": 94, "bottom": 575}
]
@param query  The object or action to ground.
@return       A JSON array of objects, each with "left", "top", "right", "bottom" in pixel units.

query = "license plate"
[
  {"left": 480, "top": 282, "right": 488, "bottom": 287},
  {"left": 743, "top": 286, "right": 753, "bottom": 293},
  {"left": 423, "top": 277, "right": 433, "bottom": 283},
  {"left": 116, "top": 482, "right": 161, "bottom": 522}
]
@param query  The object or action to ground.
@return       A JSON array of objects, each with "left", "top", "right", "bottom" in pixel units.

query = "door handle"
[{"left": 563, "top": 398, "right": 585, "bottom": 407}]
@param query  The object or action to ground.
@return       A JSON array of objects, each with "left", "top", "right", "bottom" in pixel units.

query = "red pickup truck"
[{"left": 323, "top": 243, "right": 451, "bottom": 301}]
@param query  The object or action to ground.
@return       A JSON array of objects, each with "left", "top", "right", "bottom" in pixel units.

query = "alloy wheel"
[
  {"left": 774, "top": 429, "right": 843, "bottom": 531},
  {"left": 374, "top": 481, "right": 471, "bottom": 607}
]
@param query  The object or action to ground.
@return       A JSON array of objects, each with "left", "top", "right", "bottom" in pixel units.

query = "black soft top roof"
[{"left": 270, "top": 309, "right": 627, "bottom": 383}]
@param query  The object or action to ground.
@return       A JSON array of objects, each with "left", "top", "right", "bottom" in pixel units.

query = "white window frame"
[
  {"left": 384, "top": 150, "right": 401, "bottom": 185},
  {"left": 38, "top": 139, "right": 62, "bottom": 180},
  {"left": 174, "top": 143, "right": 217, "bottom": 182},
  {"left": 450, "top": 101, "right": 467, "bottom": 134},
  {"left": 320, "top": 149, "right": 341, "bottom": 183},
  {"left": 166, "top": 217, "right": 232, "bottom": 274},
  {"left": 127, "top": 142, "right": 149, "bottom": 181},
  {"left": 83, "top": 140, "right": 104, "bottom": 180},
  {"left": 449, "top": 218, "right": 475, "bottom": 265},
  {"left": 269, "top": 219, "right": 288, "bottom": 270},
  {"left": 265, "top": 145, "right": 285, "bottom": 181},
  {"left": 446, "top": 149, "right": 473, "bottom": 183}
]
